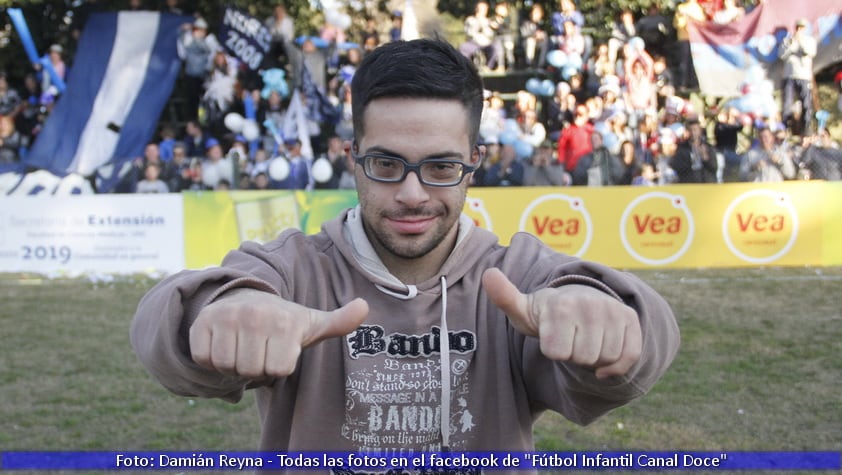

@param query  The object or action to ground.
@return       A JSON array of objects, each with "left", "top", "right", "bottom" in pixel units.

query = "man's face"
[{"left": 354, "top": 98, "right": 476, "bottom": 263}]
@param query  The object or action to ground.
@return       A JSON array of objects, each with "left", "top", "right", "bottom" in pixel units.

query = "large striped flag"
[
  {"left": 688, "top": 0, "right": 842, "bottom": 97},
  {"left": 21, "top": 11, "right": 187, "bottom": 192}
]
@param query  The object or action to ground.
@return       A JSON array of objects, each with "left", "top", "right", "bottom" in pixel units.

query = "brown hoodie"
[{"left": 131, "top": 207, "right": 679, "bottom": 469}]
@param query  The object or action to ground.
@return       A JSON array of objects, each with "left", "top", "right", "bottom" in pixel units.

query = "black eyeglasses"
[{"left": 352, "top": 148, "right": 480, "bottom": 187}]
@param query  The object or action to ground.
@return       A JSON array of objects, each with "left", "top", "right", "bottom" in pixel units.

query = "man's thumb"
[
  {"left": 482, "top": 268, "right": 537, "bottom": 336},
  {"left": 304, "top": 298, "right": 369, "bottom": 346}
]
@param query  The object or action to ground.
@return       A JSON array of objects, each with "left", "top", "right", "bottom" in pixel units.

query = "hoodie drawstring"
[{"left": 439, "top": 275, "right": 450, "bottom": 452}]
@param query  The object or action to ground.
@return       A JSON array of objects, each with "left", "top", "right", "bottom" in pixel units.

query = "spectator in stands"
[
  {"left": 483, "top": 143, "right": 524, "bottom": 186},
  {"left": 17, "top": 73, "right": 44, "bottom": 141},
  {"left": 740, "top": 126, "right": 797, "bottom": 182},
  {"left": 546, "top": 81, "right": 573, "bottom": 136},
  {"left": 712, "top": 0, "right": 744, "bottom": 24},
  {"left": 0, "top": 115, "right": 26, "bottom": 165},
  {"left": 201, "top": 137, "right": 235, "bottom": 189},
  {"left": 278, "top": 138, "right": 311, "bottom": 190},
  {"left": 779, "top": 18, "right": 817, "bottom": 136},
  {"left": 360, "top": 17, "right": 380, "bottom": 54},
  {"left": 251, "top": 171, "right": 271, "bottom": 190},
  {"left": 136, "top": 162, "right": 170, "bottom": 193},
  {"left": 40, "top": 44, "right": 67, "bottom": 97},
  {"left": 265, "top": 4, "right": 296, "bottom": 67},
  {"left": 625, "top": 57, "right": 657, "bottom": 129},
  {"left": 336, "top": 150, "right": 357, "bottom": 189},
  {"left": 491, "top": 1, "right": 516, "bottom": 72},
  {"left": 315, "top": 135, "right": 346, "bottom": 189},
  {"left": 0, "top": 73, "right": 22, "bottom": 118},
  {"left": 572, "top": 131, "right": 625, "bottom": 186},
  {"left": 203, "top": 51, "right": 239, "bottom": 138},
  {"left": 671, "top": 118, "right": 718, "bottom": 183},
  {"left": 587, "top": 44, "right": 614, "bottom": 97},
  {"left": 389, "top": 11, "right": 402, "bottom": 42},
  {"left": 673, "top": 0, "right": 706, "bottom": 91},
  {"left": 609, "top": 9, "right": 636, "bottom": 66},
  {"left": 618, "top": 139, "right": 641, "bottom": 184},
  {"left": 257, "top": 89, "right": 286, "bottom": 153},
  {"left": 158, "top": 125, "right": 177, "bottom": 162},
  {"left": 167, "top": 142, "right": 192, "bottom": 192},
  {"left": 178, "top": 17, "right": 219, "bottom": 121},
  {"left": 163, "top": 0, "right": 188, "bottom": 15},
  {"left": 635, "top": 4, "right": 672, "bottom": 60},
  {"left": 652, "top": 55, "right": 675, "bottom": 110},
  {"left": 523, "top": 140, "right": 570, "bottom": 186},
  {"left": 551, "top": 0, "right": 585, "bottom": 39},
  {"left": 631, "top": 162, "right": 658, "bottom": 186},
  {"left": 520, "top": 3, "right": 549, "bottom": 70},
  {"left": 334, "top": 83, "right": 355, "bottom": 141},
  {"left": 519, "top": 109, "right": 547, "bottom": 148},
  {"left": 557, "top": 19, "right": 586, "bottom": 63},
  {"left": 557, "top": 105, "right": 593, "bottom": 173},
  {"left": 650, "top": 131, "right": 679, "bottom": 185},
  {"left": 460, "top": 1, "right": 498, "bottom": 71},
  {"left": 713, "top": 106, "right": 744, "bottom": 181},
  {"left": 183, "top": 120, "right": 208, "bottom": 159}
]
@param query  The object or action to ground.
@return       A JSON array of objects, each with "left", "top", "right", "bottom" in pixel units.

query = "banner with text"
[{"left": 0, "top": 195, "right": 184, "bottom": 274}]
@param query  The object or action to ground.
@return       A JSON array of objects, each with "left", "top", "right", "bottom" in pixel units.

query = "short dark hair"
[{"left": 351, "top": 38, "right": 484, "bottom": 147}]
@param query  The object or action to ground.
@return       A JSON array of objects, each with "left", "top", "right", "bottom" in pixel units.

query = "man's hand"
[
  {"left": 189, "top": 289, "right": 368, "bottom": 379},
  {"left": 482, "top": 268, "right": 641, "bottom": 379}
]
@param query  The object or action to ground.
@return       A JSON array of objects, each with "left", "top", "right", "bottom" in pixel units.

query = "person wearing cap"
[
  {"left": 177, "top": 16, "right": 220, "bottom": 120},
  {"left": 278, "top": 138, "right": 311, "bottom": 190},
  {"left": 524, "top": 139, "right": 570, "bottom": 186},
  {"left": 200, "top": 137, "right": 235, "bottom": 189},
  {"left": 739, "top": 126, "right": 797, "bottom": 182},
  {"left": 779, "top": 18, "right": 817, "bottom": 136}
]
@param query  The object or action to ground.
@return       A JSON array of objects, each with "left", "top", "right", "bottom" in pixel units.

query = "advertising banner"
[
  {"left": 183, "top": 183, "right": 842, "bottom": 270},
  {"left": 0, "top": 194, "right": 184, "bottom": 274}
]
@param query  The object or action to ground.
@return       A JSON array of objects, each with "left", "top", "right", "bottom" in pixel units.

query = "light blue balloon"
[
  {"left": 547, "top": 50, "right": 568, "bottom": 68},
  {"left": 540, "top": 79, "right": 556, "bottom": 97},
  {"left": 567, "top": 54, "right": 583, "bottom": 70},
  {"left": 504, "top": 118, "right": 521, "bottom": 135},
  {"left": 514, "top": 140, "right": 534, "bottom": 159},
  {"left": 525, "top": 78, "right": 542, "bottom": 95},
  {"left": 499, "top": 130, "right": 518, "bottom": 145},
  {"left": 562, "top": 65, "right": 579, "bottom": 80}
]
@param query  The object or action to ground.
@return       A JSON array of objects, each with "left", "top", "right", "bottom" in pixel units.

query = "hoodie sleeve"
[
  {"left": 129, "top": 233, "right": 304, "bottom": 401},
  {"left": 501, "top": 233, "right": 680, "bottom": 425}
]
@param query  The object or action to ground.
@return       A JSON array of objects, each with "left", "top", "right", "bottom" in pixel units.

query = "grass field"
[{"left": 1, "top": 267, "right": 840, "bottom": 474}]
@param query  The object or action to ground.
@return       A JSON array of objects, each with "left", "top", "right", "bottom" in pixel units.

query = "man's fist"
[
  {"left": 189, "top": 289, "right": 369, "bottom": 379},
  {"left": 482, "top": 268, "right": 641, "bottom": 379}
]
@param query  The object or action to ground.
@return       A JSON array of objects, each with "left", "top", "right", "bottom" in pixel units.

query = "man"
[
  {"left": 132, "top": 39, "right": 678, "bottom": 461},
  {"left": 459, "top": 1, "right": 498, "bottom": 70},
  {"left": 523, "top": 140, "right": 570, "bottom": 186},
  {"left": 556, "top": 104, "right": 593, "bottom": 173},
  {"left": 779, "top": 18, "right": 817, "bottom": 135},
  {"left": 739, "top": 126, "right": 797, "bottom": 182},
  {"left": 671, "top": 118, "right": 718, "bottom": 184},
  {"left": 571, "top": 132, "right": 625, "bottom": 186}
]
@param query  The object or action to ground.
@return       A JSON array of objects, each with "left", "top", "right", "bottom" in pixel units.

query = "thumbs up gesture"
[
  {"left": 482, "top": 268, "right": 641, "bottom": 379},
  {"left": 189, "top": 289, "right": 369, "bottom": 379}
]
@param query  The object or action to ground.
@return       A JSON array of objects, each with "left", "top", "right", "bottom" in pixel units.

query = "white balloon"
[
  {"left": 224, "top": 113, "right": 245, "bottom": 133},
  {"left": 242, "top": 119, "right": 261, "bottom": 141},
  {"left": 312, "top": 157, "right": 334, "bottom": 183},
  {"left": 324, "top": 9, "right": 341, "bottom": 27},
  {"left": 337, "top": 13, "right": 352, "bottom": 31},
  {"left": 269, "top": 157, "right": 290, "bottom": 181},
  {"left": 201, "top": 164, "right": 220, "bottom": 188}
]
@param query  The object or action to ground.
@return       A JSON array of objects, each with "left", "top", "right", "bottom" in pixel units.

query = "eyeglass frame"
[{"left": 351, "top": 142, "right": 483, "bottom": 187}]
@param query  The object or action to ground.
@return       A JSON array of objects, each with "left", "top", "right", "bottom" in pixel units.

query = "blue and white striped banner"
[{"left": 21, "top": 12, "right": 187, "bottom": 192}]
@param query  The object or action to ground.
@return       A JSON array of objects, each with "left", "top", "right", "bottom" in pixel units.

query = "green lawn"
[{"left": 1, "top": 268, "right": 840, "bottom": 474}]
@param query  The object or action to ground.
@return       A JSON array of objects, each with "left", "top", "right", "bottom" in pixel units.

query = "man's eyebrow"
[{"left": 362, "top": 146, "right": 466, "bottom": 160}]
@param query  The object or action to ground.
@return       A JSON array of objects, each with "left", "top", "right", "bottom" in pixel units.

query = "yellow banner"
[{"left": 184, "top": 183, "right": 842, "bottom": 269}]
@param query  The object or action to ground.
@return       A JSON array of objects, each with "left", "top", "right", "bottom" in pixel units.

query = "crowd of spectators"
[{"left": 1, "top": 0, "right": 841, "bottom": 194}]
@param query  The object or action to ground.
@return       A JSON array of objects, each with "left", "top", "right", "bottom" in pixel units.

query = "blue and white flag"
[{"left": 22, "top": 12, "right": 187, "bottom": 192}]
